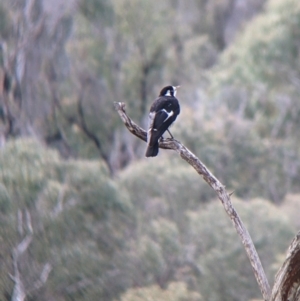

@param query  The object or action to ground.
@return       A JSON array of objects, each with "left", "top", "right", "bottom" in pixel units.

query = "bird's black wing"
[
  {"left": 152, "top": 98, "right": 179, "bottom": 129},
  {"left": 146, "top": 95, "right": 180, "bottom": 157},
  {"left": 147, "top": 97, "right": 179, "bottom": 145},
  {"left": 152, "top": 109, "right": 172, "bottom": 131}
]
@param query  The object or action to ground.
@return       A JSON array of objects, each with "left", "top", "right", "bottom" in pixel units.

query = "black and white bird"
[{"left": 145, "top": 85, "right": 180, "bottom": 157}]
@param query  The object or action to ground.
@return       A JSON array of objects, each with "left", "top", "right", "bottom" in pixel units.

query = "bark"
[
  {"left": 271, "top": 231, "right": 300, "bottom": 301},
  {"left": 10, "top": 209, "right": 52, "bottom": 301}
]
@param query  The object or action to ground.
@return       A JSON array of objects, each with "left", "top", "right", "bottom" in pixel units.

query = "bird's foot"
[
  {"left": 160, "top": 136, "right": 175, "bottom": 142},
  {"left": 167, "top": 129, "right": 174, "bottom": 139}
]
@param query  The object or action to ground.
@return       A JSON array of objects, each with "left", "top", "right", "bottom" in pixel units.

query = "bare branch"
[
  {"left": 25, "top": 209, "right": 33, "bottom": 234},
  {"left": 17, "top": 209, "right": 23, "bottom": 236},
  {"left": 14, "top": 235, "right": 33, "bottom": 257},
  {"left": 31, "top": 263, "right": 52, "bottom": 291},
  {"left": 53, "top": 184, "right": 66, "bottom": 216},
  {"left": 11, "top": 234, "right": 32, "bottom": 301},
  {"left": 52, "top": 178, "right": 68, "bottom": 217},
  {"left": 11, "top": 279, "right": 26, "bottom": 301},
  {"left": 114, "top": 102, "right": 271, "bottom": 301}
]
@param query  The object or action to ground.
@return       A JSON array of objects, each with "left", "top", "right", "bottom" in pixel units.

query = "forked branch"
[{"left": 114, "top": 102, "right": 271, "bottom": 300}]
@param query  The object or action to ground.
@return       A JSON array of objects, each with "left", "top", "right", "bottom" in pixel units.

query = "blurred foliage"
[
  {"left": 118, "top": 282, "right": 202, "bottom": 301},
  {"left": 280, "top": 193, "right": 300, "bottom": 230},
  {"left": 0, "top": 139, "right": 132, "bottom": 301},
  {"left": 186, "top": 198, "right": 294, "bottom": 301},
  {"left": 174, "top": 105, "right": 294, "bottom": 202},
  {"left": 117, "top": 155, "right": 215, "bottom": 228},
  {"left": 212, "top": 0, "right": 300, "bottom": 88},
  {"left": 79, "top": 0, "right": 114, "bottom": 23},
  {"left": 206, "top": 0, "right": 300, "bottom": 202},
  {"left": 210, "top": 0, "right": 300, "bottom": 136},
  {"left": 0, "top": 139, "right": 297, "bottom": 301}
]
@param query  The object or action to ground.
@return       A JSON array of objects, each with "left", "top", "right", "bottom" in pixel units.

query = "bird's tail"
[{"left": 145, "top": 142, "right": 159, "bottom": 157}]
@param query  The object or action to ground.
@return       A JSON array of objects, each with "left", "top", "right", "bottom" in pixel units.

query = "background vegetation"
[{"left": 0, "top": 0, "right": 299, "bottom": 300}]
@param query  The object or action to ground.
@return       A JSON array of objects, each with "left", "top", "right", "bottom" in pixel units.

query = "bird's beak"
[{"left": 176, "top": 85, "right": 180, "bottom": 89}]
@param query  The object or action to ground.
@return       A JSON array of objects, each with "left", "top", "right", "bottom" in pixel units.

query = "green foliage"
[
  {"left": 212, "top": 0, "right": 300, "bottom": 88},
  {"left": 117, "top": 155, "right": 215, "bottom": 225},
  {"left": 0, "top": 139, "right": 60, "bottom": 208},
  {"left": 0, "top": 139, "right": 297, "bottom": 301},
  {"left": 280, "top": 193, "right": 300, "bottom": 230},
  {"left": 136, "top": 236, "right": 166, "bottom": 281},
  {"left": 118, "top": 282, "right": 202, "bottom": 301},
  {"left": 112, "top": 0, "right": 182, "bottom": 119},
  {"left": 124, "top": 218, "right": 183, "bottom": 286},
  {"left": 79, "top": 0, "right": 114, "bottom": 23},
  {"left": 0, "top": 139, "right": 132, "bottom": 301},
  {"left": 186, "top": 198, "right": 294, "bottom": 301},
  {"left": 149, "top": 218, "right": 182, "bottom": 260},
  {"left": 205, "top": 0, "right": 300, "bottom": 202},
  {"left": 209, "top": 0, "right": 300, "bottom": 130},
  {"left": 174, "top": 106, "right": 292, "bottom": 202}
]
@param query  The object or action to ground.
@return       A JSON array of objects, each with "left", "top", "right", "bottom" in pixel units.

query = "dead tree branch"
[
  {"left": 10, "top": 209, "right": 52, "bottom": 301},
  {"left": 10, "top": 234, "right": 33, "bottom": 301},
  {"left": 271, "top": 231, "right": 300, "bottom": 301},
  {"left": 114, "top": 102, "right": 271, "bottom": 300},
  {"left": 31, "top": 263, "right": 53, "bottom": 292}
]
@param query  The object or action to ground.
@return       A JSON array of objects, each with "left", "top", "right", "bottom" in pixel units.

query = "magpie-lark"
[{"left": 145, "top": 85, "right": 180, "bottom": 157}]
